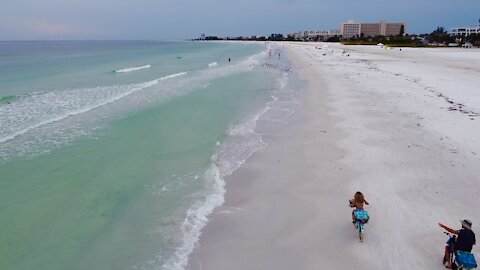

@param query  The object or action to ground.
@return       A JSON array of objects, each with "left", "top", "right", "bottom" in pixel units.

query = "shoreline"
[
  {"left": 186, "top": 42, "right": 480, "bottom": 269},
  {"left": 187, "top": 44, "right": 365, "bottom": 269}
]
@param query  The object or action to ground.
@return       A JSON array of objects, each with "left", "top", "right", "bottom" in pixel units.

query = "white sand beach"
[{"left": 187, "top": 43, "right": 480, "bottom": 270}]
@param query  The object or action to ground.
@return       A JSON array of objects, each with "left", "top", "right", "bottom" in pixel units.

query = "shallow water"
[{"left": 0, "top": 41, "right": 298, "bottom": 270}]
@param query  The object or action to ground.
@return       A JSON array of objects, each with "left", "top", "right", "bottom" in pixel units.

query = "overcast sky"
[{"left": 1, "top": 0, "right": 479, "bottom": 40}]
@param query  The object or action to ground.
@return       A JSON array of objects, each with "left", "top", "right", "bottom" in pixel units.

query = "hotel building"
[
  {"left": 289, "top": 29, "right": 341, "bottom": 41},
  {"left": 450, "top": 19, "right": 480, "bottom": 36},
  {"left": 341, "top": 20, "right": 406, "bottom": 38},
  {"left": 341, "top": 21, "right": 361, "bottom": 39}
]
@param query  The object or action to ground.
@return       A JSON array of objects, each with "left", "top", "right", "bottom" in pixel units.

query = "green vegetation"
[
  {"left": 342, "top": 35, "right": 426, "bottom": 47},
  {"left": 424, "top": 26, "right": 456, "bottom": 44},
  {"left": 464, "top": 33, "right": 480, "bottom": 46},
  {"left": 341, "top": 41, "right": 429, "bottom": 47}
]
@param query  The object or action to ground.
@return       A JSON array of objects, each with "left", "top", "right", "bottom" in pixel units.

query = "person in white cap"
[{"left": 439, "top": 219, "right": 476, "bottom": 268}]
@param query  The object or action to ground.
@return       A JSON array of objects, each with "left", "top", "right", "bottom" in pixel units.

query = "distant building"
[
  {"left": 384, "top": 22, "right": 405, "bottom": 36},
  {"left": 289, "top": 29, "right": 340, "bottom": 41},
  {"left": 341, "top": 21, "right": 361, "bottom": 39},
  {"left": 330, "top": 29, "right": 341, "bottom": 36},
  {"left": 450, "top": 18, "right": 480, "bottom": 36},
  {"left": 360, "top": 23, "right": 381, "bottom": 37},
  {"left": 340, "top": 20, "right": 406, "bottom": 38}
]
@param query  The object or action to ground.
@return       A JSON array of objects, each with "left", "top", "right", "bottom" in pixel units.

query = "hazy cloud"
[
  {"left": 1, "top": 17, "right": 80, "bottom": 35},
  {"left": 0, "top": 0, "right": 479, "bottom": 40}
]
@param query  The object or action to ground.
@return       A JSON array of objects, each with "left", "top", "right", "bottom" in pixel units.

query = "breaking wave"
[
  {"left": 161, "top": 58, "right": 300, "bottom": 270},
  {"left": 0, "top": 72, "right": 187, "bottom": 144},
  {"left": 115, "top": 64, "right": 151, "bottom": 73}
]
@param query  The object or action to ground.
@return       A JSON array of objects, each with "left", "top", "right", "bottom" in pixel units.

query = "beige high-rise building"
[
  {"left": 361, "top": 23, "right": 381, "bottom": 37},
  {"left": 384, "top": 22, "right": 405, "bottom": 36},
  {"left": 341, "top": 20, "right": 361, "bottom": 38},
  {"left": 341, "top": 20, "right": 406, "bottom": 38}
]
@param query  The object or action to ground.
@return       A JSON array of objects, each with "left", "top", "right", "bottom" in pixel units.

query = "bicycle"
[
  {"left": 349, "top": 199, "right": 369, "bottom": 242},
  {"left": 443, "top": 232, "right": 477, "bottom": 269}
]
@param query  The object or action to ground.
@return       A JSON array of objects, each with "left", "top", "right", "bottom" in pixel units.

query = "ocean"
[{"left": 0, "top": 41, "right": 299, "bottom": 270}]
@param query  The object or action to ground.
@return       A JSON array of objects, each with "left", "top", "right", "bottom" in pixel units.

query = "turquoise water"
[{"left": 0, "top": 41, "right": 294, "bottom": 270}]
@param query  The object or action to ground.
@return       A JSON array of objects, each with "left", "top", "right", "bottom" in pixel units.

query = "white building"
[
  {"left": 450, "top": 19, "right": 480, "bottom": 36},
  {"left": 330, "top": 29, "right": 341, "bottom": 36},
  {"left": 289, "top": 29, "right": 340, "bottom": 41}
]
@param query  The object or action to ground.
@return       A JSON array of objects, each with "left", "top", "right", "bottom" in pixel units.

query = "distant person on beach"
[
  {"left": 228, "top": 58, "right": 231, "bottom": 62},
  {"left": 439, "top": 220, "right": 476, "bottom": 269},
  {"left": 349, "top": 191, "right": 369, "bottom": 223}
]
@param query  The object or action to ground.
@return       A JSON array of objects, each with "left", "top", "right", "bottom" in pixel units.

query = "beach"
[
  {"left": 187, "top": 43, "right": 480, "bottom": 269},
  {"left": 1, "top": 41, "right": 479, "bottom": 270}
]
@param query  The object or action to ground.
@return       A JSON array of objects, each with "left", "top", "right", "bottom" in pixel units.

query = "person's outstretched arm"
[{"left": 439, "top": 223, "right": 459, "bottom": 234}]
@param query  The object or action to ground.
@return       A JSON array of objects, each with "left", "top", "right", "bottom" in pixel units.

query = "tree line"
[{"left": 195, "top": 26, "right": 480, "bottom": 47}]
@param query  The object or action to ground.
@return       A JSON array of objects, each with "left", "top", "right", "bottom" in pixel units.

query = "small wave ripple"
[{"left": 115, "top": 64, "right": 151, "bottom": 73}]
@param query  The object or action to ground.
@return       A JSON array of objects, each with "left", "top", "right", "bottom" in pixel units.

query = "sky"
[{"left": 0, "top": 0, "right": 479, "bottom": 40}]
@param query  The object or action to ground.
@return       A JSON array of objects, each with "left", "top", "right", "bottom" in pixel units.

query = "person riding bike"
[
  {"left": 349, "top": 191, "right": 370, "bottom": 223},
  {"left": 439, "top": 219, "right": 476, "bottom": 269}
]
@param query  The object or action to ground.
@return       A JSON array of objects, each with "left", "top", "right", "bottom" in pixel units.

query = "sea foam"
[
  {"left": 0, "top": 72, "right": 187, "bottom": 145},
  {"left": 115, "top": 64, "right": 151, "bottom": 73},
  {"left": 0, "top": 51, "right": 267, "bottom": 164},
  {"left": 161, "top": 49, "right": 301, "bottom": 270}
]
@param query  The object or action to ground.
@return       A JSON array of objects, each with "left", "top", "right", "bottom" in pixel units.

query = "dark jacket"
[{"left": 455, "top": 229, "right": 476, "bottom": 252}]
